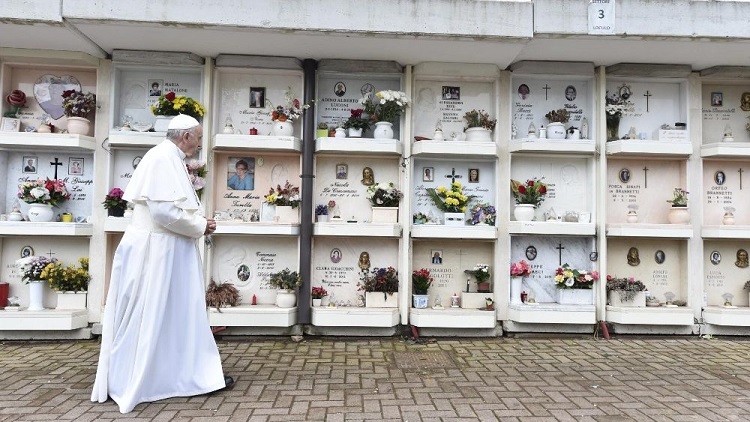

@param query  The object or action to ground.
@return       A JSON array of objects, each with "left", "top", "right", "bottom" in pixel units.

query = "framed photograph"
[
  {"left": 227, "top": 157, "right": 255, "bottom": 190},
  {"left": 430, "top": 249, "right": 443, "bottom": 264},
  {"left": 618, "top": 168, "right": 631, "bottom": 184},
  {"left": 422, "top": 167, "right": 434, "bottom": 182},
  {"left": 710, "top": 250, "right": 721, "bottom": 265},
  {"left": 69, "top": 157, "right": 84, "bottom": 175},
  {"left": 655, "top": 250, "right": 666, "bottom": 264},
  {"left": 334, "top": 82, "right": 346, "bottom": 97},
  {"left": 565, "top": 85, "right": 577, "bottom": 101},
  {"left": 517, "top": 84, "right": 530, "bottom": 100},
  {"left": 336, "top": 163, "right": 348, "bottom": 180},
  {"left": 22, "top": 156, "right": 38, "bottom": 174},
  {"left": 249, "top": 87, "right": 265, "bottom": 108},
  {"left": 330, "top": 248, "right": 342, "bottom": 263},
  {"left": 525, "top": 245, "right": 537, "bottom": 261},
  {"left": 237, "top": 264, "right": 250, "bottom": 282},
  {"left": 20, "top": 245, "right": 34, "bottom": 258},
  {"left": 442, "top": 86, "right": 460, "bottom": 100},
  {"left": 148, "top": 79, "right": 163, "bottom": 97},
  {"left": 468, "top": 168, "right": 479, "bottom": 183},
  {"left": 711, "top": 92, "right": 723, "bottom": 107},
  {"left": 1, "top": 117, "right": 20, "bottom": 132},
  {"left": 715, "top": 170, "right": 726, "bottom": 186}
]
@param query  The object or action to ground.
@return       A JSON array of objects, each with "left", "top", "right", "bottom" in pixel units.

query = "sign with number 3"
[{"left": 588, "top": 0, "right": 615, "bottom": 35}]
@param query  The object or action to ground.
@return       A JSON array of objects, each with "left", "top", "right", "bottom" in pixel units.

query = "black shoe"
[{"left": 223, "top": 376, "right": 235, "bottom": 390}]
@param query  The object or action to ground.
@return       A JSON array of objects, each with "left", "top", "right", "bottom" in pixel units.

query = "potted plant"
[
  {"left": 205, "top": 279, "right": 241, "bottom": 310},
  {"left": 267, "top": 268, "right": 302, "bottom": 308},
  {"left": 366, "top": 182, "right": 403, "bottom": 223},
  {"left": 62, "top": 90, "right": 96, "bottom": 135},
  {"left": 17, "top": 178, "right": 71, "bottom": 222},
  {"left": 469, "top": 203, "right": 496, "bottom": 226},
  {"left": 41, "top": 257, "right": 90, "bottom": 309},
  {"left": 358, "top": 266, "right": 399, "bottom": 307},
  {"left": 311, "top": 286, "right": 328, "bottom": 307},
  {"left": 315, "top": 204, "right": 329, "bottom": 222},
  {"left": 510, "top": 178, "right": 548, "bottom": 222},
  {"left": 605, "top": 86, "right": 634, "bottom": 141},
  {"left": 362, "top": 90, "right": 410, "bottom": 139},
  {"left": 103, "top": 187, "right": 127, "bottom": 217},
  {"left": 342, "top": 108, "right": 371, "bottom": 137},
  {"left": 666, "top": 187, "right": 690, "bottom": 224},
  {"left": 268, "top": 87, "right": 312, "bottom": 136},
  {"left": 316, "top": 122, "right": 329, "bottom": 139},
  {"left": 484, "top": 297, "right": 495, "bottom": 311},
  {"left": 465, "top": 264, "right": 491, "bottom": 293},
  {"left": 412, "top": 268, "right": 433, "bottom": 309},
  {"left": 553, "top": 264, "right": 599, "bottom": 305},
  {"left": 264, "top": 181, "right": 301, "bottom": 224},
  {"left": 15, "top": 255, "right": 57, "bottom": 311},
  {"left": 544, "top": 108, "right": 570, "bottom": 139},
  {"left": 150, "top": 91, "right": 205, "bottom": 131},
  {"left": 606, "top": 275, "right": 647, "bottom": 307},
  {"left": 425, "top": 182, "right": 477, "bottom": 226},
  {"left": 463, "top": 109, "right": 496, "bottom": 142},
  {"left": 510, "top": 260, "right": 532, "bottom": 304},
  {"left": 186, "top": 159, "right": 207, "bottom": 200}
]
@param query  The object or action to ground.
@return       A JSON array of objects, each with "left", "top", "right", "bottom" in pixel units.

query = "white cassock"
[{"left": 91, "top": 140, "right": 225, "bottom": 413}]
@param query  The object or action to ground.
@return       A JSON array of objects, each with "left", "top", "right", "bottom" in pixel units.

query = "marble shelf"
[
  {"left": 315, "top": 137, "right": 402, "bottom": 156},
  {"left": 0, "top": 309, "right": 88, "bottom": 330},
  {"left": 509, "top": 138, "right": 596, "bottom": 155},
  {"left": 213, "top": 134, "right": 302, "bottom": 152},
  {"left": 700, "top": 142, "right": 750, "bottom": 158},
  {"left": 108, "top": 131, "right": 164, "bottom": 148},
  {"left": 313, "top": 222, "right": 402, "bottom": 237},
  {"left": 207, "top": 305, "right": 297, "bottom": 327},
  {"left": 214, "top": 223, "right": 300, "bottom": 236},
  {"left": 508, "top": 221, "right": 595, "bottom": 236},
  {"left": 311, "top": 306, "right": 399, "bottom": 327},
  {"left": 702, "top": 306, "right": 750, "bottom": 326},
  {"left": 606, "top": 306, "right": 695, "bottom": 325},
  {"left": 702, "top": 225, "right": 750, "bottom": 239},
  {"left": 409, "top": 308, "right": 496, "bottom": 328},
  {"left": 606, "top": 223, "right": 693, "bottom": 238},
  {"left": 0, "top": 222, "right": 93, "bottom": 236},
  {"left": 103, "top": 216, "right": 130, "bottom": 232},
  {"left": 0, "top": 132, "right": 96, "bottom": 151},
  {"left": 605, "top": 139, "right": 692, "bottom": 157},
  {"left": 507, "top": 303, "right": 596, "bottom": 324},
  {"left": 411, "top": 140, "right": 498, "bottom": 158},
  {"left": 411, "top": 224, "right": 497, "bottom": 239}
]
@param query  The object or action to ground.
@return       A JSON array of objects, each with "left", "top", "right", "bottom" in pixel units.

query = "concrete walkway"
[{"left": 1, "top": 335, "right": 749, "bottom": 421}]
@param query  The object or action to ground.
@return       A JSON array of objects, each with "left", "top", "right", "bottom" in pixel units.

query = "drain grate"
[{"left": 393, "top": 351, "right": 457, "bottom": 370}]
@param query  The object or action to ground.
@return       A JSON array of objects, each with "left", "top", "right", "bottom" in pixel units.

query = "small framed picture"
[
  {"left": 468, "top": 168, "right": 479, "bottom": 183},
  {"left": 148, "top": 79, "right": 163, "bottom": 97},
  {"left": 422, "top": 167, "right": 434, "bottom": 182},
  {"left": 711, "top": 92, "right": 723, "bottom": 107},
  {"left": 227, "top": 157, "right": 255, "bottom": 190},
  {"left": 715, "top": 170, "right": 726, "bottom": 186},
  {"left": 1, "top": 117, "right": 20, "bottom": 132},
  {"left": 249, "top": 87, "right": 265, "bottom": 108},
  {"left": 334, "top": 82, "right": 346, "bottom": 97},
  {"left": 655, "top": 250, "right": 666, "bottom": 264},
  {"left": 330, "top": 248, "right": 342, "bottom": 263},
  {"left": 20, "top": 245, "right": 34, "bottom": 258},
  {"left": 430, "top": 249, "right": 443, "bottom": 264},
  {"left": 710, "top": 250, "right": 721, "bottom": 265},
  {"left": 336, "top": 163, "right": 348, "bottom": 180},
  {"left": 133, "top": 156, "right": 142, "bottom": 170},
  {"left": 22, "top": 156, "right": 37, "bottom": 174},
  {"left": 618, "top": 168, "right": 631, "bottom": 184},
  {"left": 442, "top": 86, "right": 460, "bottom": 100},
  {"left": 69, "top": 157, "right": 84, "bottom": 175}
]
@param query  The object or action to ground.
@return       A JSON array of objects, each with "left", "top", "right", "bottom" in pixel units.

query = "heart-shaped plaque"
[{"left": 33, "top": 75, "right": 81, "bottom": 120}]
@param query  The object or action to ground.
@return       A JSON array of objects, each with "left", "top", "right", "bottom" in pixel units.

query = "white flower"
[
  {"left": 565, "top": 277, "right": 575, "bottom": 287},
  {"left": 584, "top": 274, "right": 593, "bottom": 281},
  {"left": 30, "top": 187, "right": 48, "bottom": 199}
]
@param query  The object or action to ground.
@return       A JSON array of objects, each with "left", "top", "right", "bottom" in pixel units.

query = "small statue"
[
  {"left": 450, "top": 292, "right": 460, "bottom": 308},
  {"left": 527, "top": 122, "right": 537, "bottom": 139},
  {"left": 628, "top": 126, "right": 637, "bottom": 140},
  {"left": 544, "top": 207, "right": 557, "bottom": 222},
  {"left": 356, "top": 294, "right": 365, "bottom": 307},
  {"left": 723, "top": 124, "right": 734, "bottom": 142},
  {"left": 432, "top": 295, "right": 443, "bottom": 310}
]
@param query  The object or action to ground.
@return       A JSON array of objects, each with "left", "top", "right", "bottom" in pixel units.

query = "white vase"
[
  {"left": 28, "top": 203, "right": 54, "bottom": 222},
  {"left": 547, "top": 122, "right": 566, "bottom": 139},
  {"left": 608, "top": 291, "right": 646, "bottom": 307},
  {"left": 556, "top": 289, "right": 593, "bottom": 305},
  {"left": 413, "top": 294, "right": 429, "bottom": 309},
  {"left": 513, "top": 204, "right": 536, "bottom": 221},
  {"left": 153, "top": 115, "right": 174, "bottom": 132},
  {"left": 365, "top": 291, "right": 398, "bottom": 308},
  {"left": 55, "top": 291, "right": 87, "bottom": 309},
  {"left": 371, "top": 206, "right": 398, "bottom": 223},
  {"left": 316, "top": 214, "right": 329, "bottom": 223},
  {"left": 275, "top": 205, "right": 299, "bottom": 224},
  {"left": 312, "top": 298, "right": 322, "bottom": 307},
  {"left": 566, "top": 128, "right": 581, "bottom": 140},
  {"left": 273, "top": 120, "right": 294, "bottom": 137},
  {"left": 373, "top": 121, "right": 394, "bottom": 139},
  {"left": 348, "top": 128, "right": 363, "bottom": 138},
  {"left": 510, "top": 276, "right": 523, "bottom": 304},
  {"left": 66, "top": 116, "right": 90, "bottom": 135},
  {"left": 28, "top": 281, "right": 46, "bottom": 311},
  {"left": 334, "top": 127, "right": 346, "bottom": 138},
  {"left": 667, "top": 207, "right": 690, "bottom": 224},
  {"left": 464, "top": 127, "right": 492, "bottom": 142},
  {"left": 275, "top": 289, "right": 297, "bottom": 308},
  {"left": 723, "top": 213, "right": 735, "bottom": 225},
  {"left": 443, "top": 212, "right": 465, "bottom": 226},
  {"left": 626, "top": 211, "right": 638, "bottom": 223}
]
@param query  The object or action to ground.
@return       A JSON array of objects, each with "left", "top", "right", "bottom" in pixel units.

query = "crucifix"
[
  {"left": 50, "top": 157, "right": 63, "bottom": 179},
  {"left": 643, "top": 90, "right": 652, "bottom": 112},
  {"left": 46, "top": 249, "right": 56, "bottom": 259},
  {"left": 739, "top": 168, "right": 744, "bottom": 190},
  {"left": 556, "top": 243, "right": 565, "bottom": 266},
  {"left": 543, "top": 84, "right": 551, "bottom": 100},
  {"left": 643, "top": 165, "right": 649, "bottom": 188},
  {"left": 445, "top": 168, "right": 463, "bottom": 183}
]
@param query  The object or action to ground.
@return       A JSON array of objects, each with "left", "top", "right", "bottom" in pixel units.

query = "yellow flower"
[
  {"left": 436, "top": 186, "right": 446, "bottom": 193},
  {"left": 554, "top": 274, "right": 563, "bottom": 282},
  {"left": 452, "top": 181, "right": 462, "bottom": 189}
]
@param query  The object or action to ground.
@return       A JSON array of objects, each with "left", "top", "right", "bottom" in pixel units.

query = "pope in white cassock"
[{"left": 91, "top": 114, "right": 233, "bottom": 413}]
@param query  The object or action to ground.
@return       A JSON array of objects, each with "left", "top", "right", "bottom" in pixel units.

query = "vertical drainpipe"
[{"left": 298, "top": 58, "right": 318, "bottom": 325}]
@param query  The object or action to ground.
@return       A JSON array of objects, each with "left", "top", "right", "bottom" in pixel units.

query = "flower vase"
[
  {"left": 273, "top": 120, "right": 294, "bottom": 137},
  {"left": 316, "top": 214, "right": 329, "bottom": 223},
  {"left": 373, "top": 121, "right": 394, "bottom": 139},
  {"left": 546, "top": 122, "right": 566, "bottom": 140},
  {"left": 667, "top": 206, "right": 690, "bottom": 224},
  {"left": 413, "top": 294, "right": 429, "bottom": 309},
  {"left": 510, "top": 276, "right": 523, "bottom": 304},
  {"left": 66, "top": 117, "right": 91, "bottom": 136},
  {"left": 275, "top": 205, "right": 299, "bottom": 224},
  {"left": 513, "top": 204, "right": 536, "bottom": 222},
  {"left": 723, "top": 213, "right": 736, "bottom": 225},
  {"left": 371, "top": 207, "right": 398, "bottom": 223},
  {"left": 464, "top": 127, "right": 492, "bottom": 142},
  {"left": 275, "top": 290, "right": 297, "bottom": 308},
  {"left": 153, "top": 115, "right": 174, "bottom": 132},
  {"left": 556, "top": 288, "right": 593, "bottom": 305},
  {"left": 606, "top": 114, "right": 621, "bottom": 142},
  {"left": 348, "top": 128, "right": 363, "bottom": 138},
  {"left": 108, "top": 207, "right": 125, "bottom": 217},
  {"left": 443, "top": 212, "right": 465, "bottom": 226},
  {"left": 365, "top": 292, "right": 398, "bottom": 308},
  {"left": 28, "top": 203, "right": 54, "bottom": 222},
  {"left": 312, "top": 298, "right": 322, "bottom": 307},
  {"left": 626, "top": 211, "right": 638, "bottom": 223},
  {"left": 28, "top": 281, "right": 46, "bottom": 311},
  {"left": 55, "top": 291, "right": 87, "bottom": 309}
]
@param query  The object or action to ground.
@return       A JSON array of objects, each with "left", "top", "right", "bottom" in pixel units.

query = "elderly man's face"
[{"left": 182, "top": 126, "right": 203, "bottom": 157}]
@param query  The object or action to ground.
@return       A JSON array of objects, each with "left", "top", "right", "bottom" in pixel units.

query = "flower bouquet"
[
  {"left": 151, "top": 92, "right": 205, "bottom": 119},
  {"left": 358, "top": 266, "right": 399, "bottom": 302},
  {"left": 265, "top": 181, "right": 301, "bottom": 208},
  {"left": 367, "top": 182, "right": 402, "bottom": 207},
  {"left": 18, "top": 179, "right": 70, "bottom": 206},
  {"left": 62, "top": 90, "right": 96, "bottom": 117},
  {"left": 186, "top": 159, "right": 207, "bottom": 199},
  {"left": 412, "top": 269, "right": 433, "bottom": 294},
  {"left": 269, "top": 87, "right": 311, "bottom": 122},
  {"left": 470, "top": 203, "right": 496, "bottom": 226},
  {"left": 268, "top": 268, "right": 302, "bottom": 291},
  {"left": 554, "top": 264, "right": 599, "bottom": 289},
  {"left": 511, "top": 178, "right": 548, "bottom": 207},
  {"left": 667, "top": 187, "right": 688, "bottom": 207},
  {"left": 426, "top": 182, "right": 476, "bottom": 213},
  {"left": 510, "top": 260, "right": 532, "bottom": 278},
  {"left": 606, "top": 275, "right": 646, "bottom": 303},
  {"left": 605, "top": 85, "right": 634, "bottom": 141},
  {"left": 362, "top": 90, "right": 410, "bottom": 123},
  {"left": 16, "top": 255, "right": 57, "bottom": 283},
  {"left": 103, "top": 187, "right": 127, "bottom": 216},
  {"left": 342, "top": 108, "right": 371, "bottom": 133},
  {"left": 41, "top": 257, "right": 90, "bottom": 292},
  {"left": 311, "top": 286, "right": 328, "bottom": 299}
]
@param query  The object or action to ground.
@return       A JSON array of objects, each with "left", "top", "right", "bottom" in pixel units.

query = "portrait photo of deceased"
[
  {"left": 148, "top": 79, "right": 163, "bottom": 97},
  {"left": 655, "top": 250, "right": 666, "bottom": 264},
  {"left": 249, "top": 87, "right": 265, "bottom": 108},
  {"left": 69, "top": 157, "right": 84, "bottom": 175},
  {"left": 442, "top": 86, "right": 460, "bottom": 100},
  {"left": 1, "top": 117, "right": 20, "bottom": 132},
  {"left": 525, "top": 245, "right": 537, "bottom": 261},
  {"left": 330, "top": 248, "right": 342, "bottom": 263},
  {"left": 227, "top": 157, "right": 255, "bottom": 191},
  {"left": 22, "top": 156, "right": 37, "bottom": 174},
  {"left": 422, "top": 167, "right": 434, "bottom": 182},
  {"left": 711, "top": 92, "right": 723, "bottom": 107},
  {"left": 430, "top": 249, "right": 443, "bottom": 264},
  {"left": 618, "top": 168, "right": 631, "bottom": 184},
  {"left": 468, "top": 168, "right": 479, "bottom": 183},
  {"left": 714, "top": 170, "right": 726, "bottom": 186},
  {"left": 336, "top": 163, "right": 348, "bottom": 180},
  {"left": 20, "top": 245, "right": 34, "bottom": 258}
]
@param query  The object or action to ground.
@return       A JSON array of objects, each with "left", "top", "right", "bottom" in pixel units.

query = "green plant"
[
  {"left": 267, "top": 268, "right": 302, "bottom": 290},
  {"left": 103, "top": 187, "right": 127, "bottom": 211},
  {"left": 265, "top": 181, "right": 301, "bottom": 208},
  {"left": 545, "top": 108, "right": 570, "bottom": 124},
  {"left": 667, "top": 188, "right": 688, "bottom": 207},
  {"left": 150, "top": 92, "right": 205, "bottom": 118},
  {"left": 510, "top": 178, "right": 548, "bottom": 207},
  {"left": 358, "top": 267, "right": 399, "bottom": 298},
  {"left": 606, "top": 275, "right": 647, "bottom": 302},
  {"left": 367, "top": 182, "right": 402, "bottom": 207},
  {"left": 465, "top": 264, "right": 490, "bottom": 283},
  {"left": 743, "top": 280, "right": 750, "bottom": 291},
  {"left": 342, "top": 108, "right": 371, "bottom": 131},
  {"left": 412, "top": 269, "right": 433, "bottom": 294},
  {"left": 463, "top": 109, "right": 497, "bottom": 131},
  {"left": 317, "top": 122, "right": 328, "bottom": 130},
  {"left": 62, "top": 90, "right": 96, "bottom": 118},
  {"left": 41, "top": 257, "right": 90, "bottom": 292},
  {"left": 426, "top": 182, "right": 476, "bottom": 213}
]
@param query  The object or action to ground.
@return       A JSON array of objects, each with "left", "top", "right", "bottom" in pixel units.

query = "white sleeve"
[{"left": 147, "top": 200, "right": 206, "bottom": 239}]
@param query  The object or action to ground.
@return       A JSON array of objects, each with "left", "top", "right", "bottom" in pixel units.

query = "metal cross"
[
  {"left": 739, "top": 168, "right": 744, "bottom": 190},
  {"left": 46, "top": 249, "right": 56, "bottom": 258},
  {"left": 643, "top": 90, "right": 652, "bottom": 112},
  {"left": 543, "top": 84, "right": 551, "bottom": 100},
  {"left": 50, "top": 157, "right": 63, "bottom": 179},
  {"left": 556, "top": 243, "right": 565, "bottom": 266},
  {"left": 643, "top": 165, "right": 649, "bottom": 188},
  {"left": 445, "top": 168, "right": 463, "bottom": 183}
]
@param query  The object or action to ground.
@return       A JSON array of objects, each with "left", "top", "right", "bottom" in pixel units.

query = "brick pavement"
[{"left": 0, "top": 335, "right": 749, "bottom": 421}]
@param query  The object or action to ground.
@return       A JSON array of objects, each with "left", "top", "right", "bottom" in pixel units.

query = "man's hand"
[{"left": 204, "top": 218, "right": 217, "bottom": 235}]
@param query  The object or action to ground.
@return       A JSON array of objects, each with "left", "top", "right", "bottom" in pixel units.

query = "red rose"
[
  {"left": 527, "top": 180, "right": 534, "bottom": 186},
  {"left": 293, "top": 99, "right": 300, "bottom": 108},
  {"left": 539, "top": 186, "right": 547, "bottom": 194},
  {"left": 517, "top": 185, "right": 526, "bottom": 194},
  {"left": 61, "top": 90, "right": 75, "bottom": 99},
  {"left": 6, "top": 90, "right": 26, "bottom": 106},
  {"left": 165, "top": 92, "right": 176, "bottom": 101}
]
